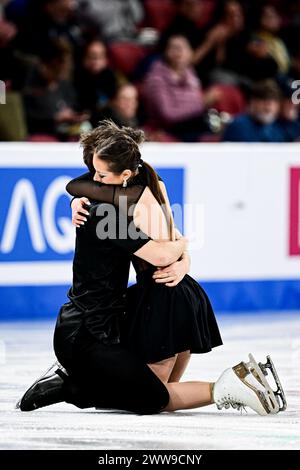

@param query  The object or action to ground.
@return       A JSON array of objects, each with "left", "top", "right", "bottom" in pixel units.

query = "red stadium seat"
[
  {"left": 207, "top": 84, "right": 246, "bottom": 116},
  {"left": 197, "top": 0, "right": 217, "bottom": 28},
  {"left": 143, "top": 125, "right": 181, "bottom": 142},
  {"left": 199, "top": 133, "right": 222, "bottom": 142},
  {"left": 108, "top": 42, "right": 148, "bottom": 76},
  {"left": 27, "top": 135, "right": 59, "bottom": 142},
  {"left": 144, "top": 0, "right": 176, "bottom": 31},
  {"left": 144, "top": 0, "right": 216, "bottom": 31}
]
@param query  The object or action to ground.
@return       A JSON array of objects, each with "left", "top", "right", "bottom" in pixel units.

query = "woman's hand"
[
  {"left": 152, "top": 253, "right": 190, "bottom": 287},
  {"left": 71, "top": 197, "right": 90, "bottom": 228},
  {"left": 207, "top": 24, "right": 231, "bottom": 46}
]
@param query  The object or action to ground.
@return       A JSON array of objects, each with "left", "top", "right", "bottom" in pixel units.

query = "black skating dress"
[{"left": 66, "top": 171, "right": 223, "bottom": 363}]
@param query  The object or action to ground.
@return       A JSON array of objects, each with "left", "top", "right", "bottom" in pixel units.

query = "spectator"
[
  {"left": 142, "top": 34, "right": 220, "bottom": 141},
  {"left": 288, "top": 46, "right": 300, "bottom": 82},
  {"left": 193, "top": 1, "right": 248, "bottom": 84},
  {"left": 241, "top": 35, "right": 279, "bottom": 82},
  {"left": 85, "top": 0, "right": 144, "bottom": 43},
  {"left": 0, "top": 1, "right": 17, "bottom": 49},
  {"left": 15, "top": 0, "right": 101, "bottom": 60},
  {"left": 222, "top": 80, "right": 285, "bottom": 142},
  {"left": 0, "top": 1, "right": 18, "bottom": 84},
  {"left": 277, "top": 78, "right": 300, "bottom": 142},
  {"left": 98, "top": 83, "right": 139, "bottom": 128},
  {"left": 254, "top": 3, "right": 290, "bottom": 74},
  {"left": 74, "top": 39, "right": 118, "bottom": 126},
  {"left": 4, "top": 0, "right": 30, "bottom": 26},
  {"left": 23, "top": 40, "right": 90, "bottom": 139},
  {"left": 280, "top": 1, "right": 300, "bottom": 56},
  {"left": 159, "top": 0, "right": 205, "bottom": 50},
  {"left": 132, "top": 0, "right": 205, "bottom": 83}
]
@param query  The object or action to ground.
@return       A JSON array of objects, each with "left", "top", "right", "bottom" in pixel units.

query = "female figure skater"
[
  {"left": 17, "top": 122, "right": 286, "bottom": 417},
  {"left": 67, "top": 119, "right": 223, "bottom": 385}
]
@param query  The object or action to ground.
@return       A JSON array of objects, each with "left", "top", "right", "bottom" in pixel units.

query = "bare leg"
[
  {"left": 168, "top": 350, "right": 191, "bottom": 383},
  {"left": 148, "top": 355, "right": 178, "bottom": 383},
  {"left": 148, "top": 353, "right": 215, "bottom": 412},
  {"left": 163, "top": 381, "right": 215, "bottom": 411}
]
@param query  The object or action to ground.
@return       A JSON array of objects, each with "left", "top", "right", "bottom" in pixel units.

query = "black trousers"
[{"left": 53, "top": 309, "right": 169, "bottom": 415}]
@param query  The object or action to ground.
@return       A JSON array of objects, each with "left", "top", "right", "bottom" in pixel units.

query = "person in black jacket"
[{"left": 74, "top": 39, "right": 118, "bottom": 125}]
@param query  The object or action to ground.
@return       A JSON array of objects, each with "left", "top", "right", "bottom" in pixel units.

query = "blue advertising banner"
[{"left": 1, "top": 142, "right": 299, "bottom": 320}]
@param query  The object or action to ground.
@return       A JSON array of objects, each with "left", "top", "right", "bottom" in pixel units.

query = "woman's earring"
[{"left": 123, "top": 179, "right": 128, "bottom": 188}]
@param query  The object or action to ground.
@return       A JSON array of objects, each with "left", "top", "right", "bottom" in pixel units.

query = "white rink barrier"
[{"left": 0, "top": 142, "right": 300, "bottom": 319}]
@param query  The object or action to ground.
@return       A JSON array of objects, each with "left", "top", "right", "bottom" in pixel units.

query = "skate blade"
[
  {"left": 15, "top": 399, "right": 21, "bottom": 410},
  {"left": 258, "top": 355, "right": 287, "bottom": 412},
  {"left": 247, "top": 354, "right": 286, "bottom": 413}
]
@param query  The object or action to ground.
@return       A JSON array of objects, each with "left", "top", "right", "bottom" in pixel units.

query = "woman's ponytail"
[{"left": 139, "top": 161, "right": 165, "bottom": 206}]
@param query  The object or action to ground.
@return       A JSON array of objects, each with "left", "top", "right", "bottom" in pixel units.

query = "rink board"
[{"left": 0, "top": 143, "right": 300, "bottom": 319}]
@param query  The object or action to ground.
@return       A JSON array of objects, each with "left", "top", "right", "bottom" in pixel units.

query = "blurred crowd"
[{"left": 1, "top": 0, "right": 300, "bottom": 143}]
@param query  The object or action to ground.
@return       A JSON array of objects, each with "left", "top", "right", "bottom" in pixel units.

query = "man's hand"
[
  {"left": 152, "top": 254, "right": 190, "bottom": 287},
  {"left": 71, "top": 197, "right": 90, "bottom": 228}
]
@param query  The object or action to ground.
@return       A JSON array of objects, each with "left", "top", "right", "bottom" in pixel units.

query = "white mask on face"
[{"left": 253, "top": 112, "right": 276, "bottom": 125}]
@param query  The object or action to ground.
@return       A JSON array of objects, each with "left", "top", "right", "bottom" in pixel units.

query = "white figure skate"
[{"left": 213, "top": 353, "right": 287, "bottom": 416}]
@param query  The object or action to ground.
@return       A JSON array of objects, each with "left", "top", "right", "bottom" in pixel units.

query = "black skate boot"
[{"left": 16, "top": 361, "right": 68, "bottom": 412}]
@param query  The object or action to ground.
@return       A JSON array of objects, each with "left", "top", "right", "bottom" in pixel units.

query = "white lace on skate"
[{"left": 216, "top": 397, "right": 247, "bottom": 414}]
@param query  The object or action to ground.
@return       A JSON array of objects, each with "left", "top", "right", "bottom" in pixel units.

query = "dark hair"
[
  {"left": 40, "top": 39, "right": 71, "bottom": 65},
  {"left": 159, "top": 33, "right": 193, "bottom": 56},
  {"left": 250, "top": 80, "right": 282, "bottom": 101},
  {"left": 80, "top": 120, "right": 166, "bottom": 207},
  {"left": 210, "top": 0, "right": 244, "bottom": 26},
  {"left": 247, "top": 2, "right": 282, "bottom": 30}
]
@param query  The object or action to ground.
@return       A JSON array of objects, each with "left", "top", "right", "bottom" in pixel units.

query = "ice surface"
[{"left": 0, "top": 313, "right": 299, "bottom": 450}]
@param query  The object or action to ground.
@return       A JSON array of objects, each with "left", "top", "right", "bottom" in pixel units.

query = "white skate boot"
[{"left": 213, "top": 354, "right": 287, "bottom": 416}]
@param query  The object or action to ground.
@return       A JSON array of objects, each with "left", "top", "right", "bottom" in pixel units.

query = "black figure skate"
[{"left": 16, "top": 360, "right": 67, "bottom": 411}]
